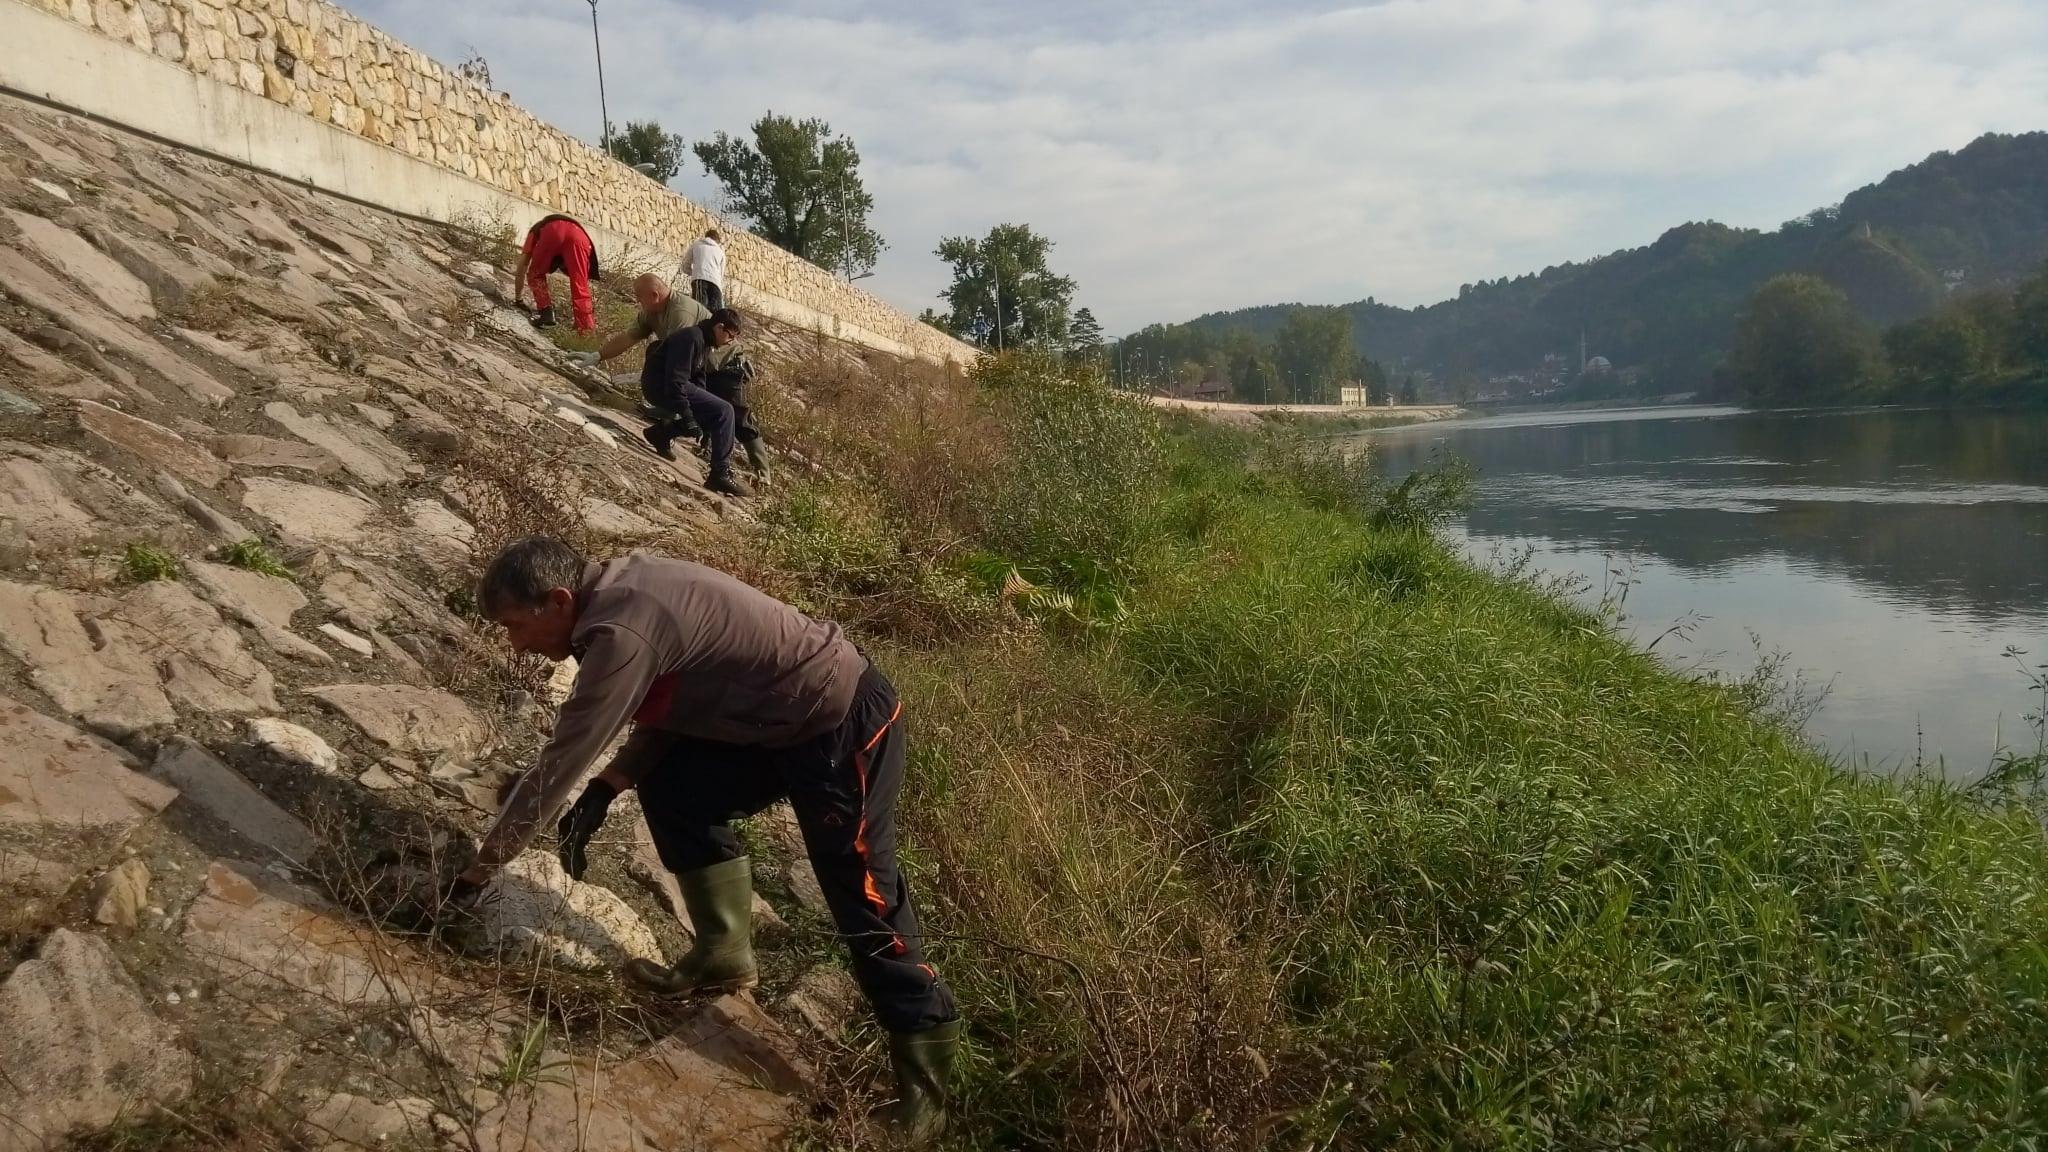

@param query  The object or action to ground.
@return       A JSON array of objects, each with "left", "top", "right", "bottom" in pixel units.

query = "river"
[{"left": 1368, "top": 405, "right": 2048, "bottom": 778}]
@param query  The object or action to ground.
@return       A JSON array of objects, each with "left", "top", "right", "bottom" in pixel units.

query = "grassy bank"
[{"left": 748, "top": 349, "right": 2048, "bottom": 1149}]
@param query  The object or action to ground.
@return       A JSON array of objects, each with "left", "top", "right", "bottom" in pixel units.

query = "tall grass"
[{"left": 752, "top": 350, "right": 2048, "bottom": 1148}]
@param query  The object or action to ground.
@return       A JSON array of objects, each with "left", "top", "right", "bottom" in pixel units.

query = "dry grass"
[{"left": 164, "top": 280, "right": 245, "bottom": 333}]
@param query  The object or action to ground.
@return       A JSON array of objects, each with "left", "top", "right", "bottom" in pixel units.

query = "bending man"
[
  {"left": 453, "top": 537, "right": 962, "bottom": 1143},
  {"left": 568, "top": 274, "right": 751, "bottom": 497},
  {"left": 512, "top": 214, "right": 601, "bottom": 333}
]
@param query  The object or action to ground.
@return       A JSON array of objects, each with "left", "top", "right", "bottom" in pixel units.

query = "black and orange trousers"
[{"left": 636, "top": 662, "right": 958, "bottom": 1033}]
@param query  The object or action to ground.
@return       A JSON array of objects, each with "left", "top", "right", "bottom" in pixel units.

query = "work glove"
[
  {"left": 402, "top": 862, "right": 485, "bottom": 933},
  {"left": 566, "top": 349, "right": 601, "bottom": 366},
  {"left": 556, "top": 777, "right": 618, "bottom": 881}
]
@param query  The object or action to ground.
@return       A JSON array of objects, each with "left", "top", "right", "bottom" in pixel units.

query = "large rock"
[
  {"left": 240, "top": 477, "right": 375, "bottom": 546},
  {"left": 262, "top": 402, "right": 413, "bottom": 486},
  {"left": 318, "top": 568, "right": 394, "bottom": 629},
  {"left": 91, "top": 858, "right": 152, "bottom": 929},
  {"left": 307, "top": 683, "right": 488, "bottom": 760},
  {"left": 404, "top": 497, "right": 475, "bottom": 562},
  {"left": 180, "top": 860, "right": 432, "bottom": 1009},
  {"left": 151, "top": 737, "right": 319, "bottom": 863},
  {"left": 154, "top": 471, "right": 254, "bottom": 543},
  {"left": 474, "top": 995, "right": 803, "bottom": 1152},
  {"left": 480, "top": 851, "right": 663, "bottom": 971},
  {"left": 93, "top": 226, "right": 220, "bottom": 309},
  {"left": 292, "top": 217, "right": 376, "bottom": 266},
  {"left": 0, "top": 929, "right": 194, "bottom": 1148},
  {"left": 210, "top": 433, "right": 344, "bottom": 475},
  {"left": 186, "top": 559, "right": 305, "bottom": 628},
  {"left": 0, "top": 327, "right": 118, "bottom": 401},
  {"left": 0, "top": 581, "right": 176, "bottom": 737},
  {"left": 97, "top": 580, "right": 280, "bottom": 716},
  {"left": 185, "top": 559, "right": 328, "bottom": 664},
  {"left": 246, "top": 717, "right": 341, "bottom": 776},
  {"left": 6, "top": 208, "right": 157, "bottom": 321},
  {"left": 0, "top": 454, "right": 101, "bottom": 551},
  {"left": 0, "top": 692, "right": 177, "bottom": 903},
  {"left": 74, "top": 400, "right": 230, "bottom": 488}
]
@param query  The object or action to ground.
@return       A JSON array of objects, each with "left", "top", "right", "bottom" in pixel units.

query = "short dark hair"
[
  {"left": 710, "top": 307, "right": 744, "bottom": 332},
  {"left": 705, "top": 228, "right": 720, "bottom": 242},
  {"left": 477, "top": 536, "right": 585, "bottom": 615}
]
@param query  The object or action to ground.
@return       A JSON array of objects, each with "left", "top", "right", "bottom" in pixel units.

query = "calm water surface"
[{"left": 1369, "top": 406, "right": 2048, "bottom": 777}]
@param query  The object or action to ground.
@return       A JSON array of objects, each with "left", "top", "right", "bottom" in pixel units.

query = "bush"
[{"left": 974, "top": 352, "right": 1164, "bottom": 596}]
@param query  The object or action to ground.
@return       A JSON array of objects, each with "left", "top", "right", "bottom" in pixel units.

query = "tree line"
[
  {"left": 607, "top": 115, "right": 1099, "bottom": 356},
  {"left": 1726, "top": 261, "right": 2048, "bottom": 405}
]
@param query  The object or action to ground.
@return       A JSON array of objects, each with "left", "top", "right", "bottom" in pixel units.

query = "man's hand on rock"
[{"left": 556, "top": 778, "right": 618, "bottom": 881}]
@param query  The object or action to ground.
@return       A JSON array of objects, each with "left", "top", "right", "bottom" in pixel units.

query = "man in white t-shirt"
[{"left": 678, "top": 229, "right": 727, "bottom": 311}]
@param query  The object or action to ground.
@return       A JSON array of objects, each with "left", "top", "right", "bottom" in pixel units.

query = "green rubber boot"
[
  {"left": 874, "top": 1019, "right": 961, "bottom": 1146},
  {"left": 622, "top": 857, "right": 759, "bottom": 996},
  {"left": 742, "top": 438, "right": 773, "bottom": 486}
]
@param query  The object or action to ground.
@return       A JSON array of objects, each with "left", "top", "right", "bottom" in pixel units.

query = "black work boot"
[
  {"left": 641, "top": 420, "right": 679, "bottom": 460},
  {"left": 705, "top": 467, "right": 754, "bottom": 498},
  {"left": 529, "top": 304, "right": 557, "bottom": 329},
  {"left": 622, "top": 857, "right": 759, "bottom": 996},
  {"left": 742, "top": 438, "right": 773, "bottom": 486},
  {"left": 874, "top": 1019, "right": 962, "bottom": 1146}
]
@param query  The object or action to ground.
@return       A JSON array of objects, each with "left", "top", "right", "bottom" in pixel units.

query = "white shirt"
[{"left": 680, "top": 237, "right": 725, "bottom": 289}]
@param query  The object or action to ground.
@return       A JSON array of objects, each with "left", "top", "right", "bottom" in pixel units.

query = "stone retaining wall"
[{"left": 8, "top": 0, "right": 974, "bottom": 365}]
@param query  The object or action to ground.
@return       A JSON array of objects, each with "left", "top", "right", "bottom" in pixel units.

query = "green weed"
[
  {"left": 220, "top": 538, "right": 291, "bottom": 580},
  {"left": 121, "top": 542, "right": 180, "bottom": 583}
]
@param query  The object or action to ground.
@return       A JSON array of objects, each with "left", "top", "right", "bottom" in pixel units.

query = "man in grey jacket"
[{"left": 449, "top": 536, "right": 960, "bottom": 1143}]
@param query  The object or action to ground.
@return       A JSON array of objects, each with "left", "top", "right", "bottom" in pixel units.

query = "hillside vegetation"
[
  {"left": 1129, "top": 131, "right": 2048, "bottom": 400},
  {"left": 746, "top": 344, "right": 2048, "bottom": 1148}
]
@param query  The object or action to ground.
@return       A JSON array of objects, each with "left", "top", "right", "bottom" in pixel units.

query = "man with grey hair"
[{"left": 447, "top": 536, "right": 961, "bottom": 1143}]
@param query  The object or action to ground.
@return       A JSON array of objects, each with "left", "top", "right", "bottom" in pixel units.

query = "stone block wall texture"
[{"left": 16, "top": 0, "right": 974, "bottom": 365}]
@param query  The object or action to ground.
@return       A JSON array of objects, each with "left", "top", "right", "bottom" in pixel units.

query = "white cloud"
[{"left": 344, "top": 0, "right": 2048, "bottom": 335}]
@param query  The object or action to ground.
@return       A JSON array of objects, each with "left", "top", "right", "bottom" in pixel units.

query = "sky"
[{"left": 345, "top": 0, "right": 2048, "bottom": 337}]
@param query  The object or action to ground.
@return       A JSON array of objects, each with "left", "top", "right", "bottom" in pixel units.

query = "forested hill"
[{"left": 1157, "top": 131, "right": 2048, "bottom": 396}]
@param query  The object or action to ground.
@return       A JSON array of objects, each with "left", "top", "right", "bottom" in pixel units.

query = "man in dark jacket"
[
  {"left": 569, "top": 274, "right": 750, "bottom": 496},
  {"left": 452, "top": 537, "right": 962, "bottom": 1143}
]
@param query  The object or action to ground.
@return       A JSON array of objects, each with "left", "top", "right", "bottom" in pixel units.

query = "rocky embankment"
[{"left": 0, "top": 94, "right": 864, "bottom": 1150}]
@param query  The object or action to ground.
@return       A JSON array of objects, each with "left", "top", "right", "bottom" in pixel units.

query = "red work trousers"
[{"left": 524, "top": 219, "right": 595, "bottom": 333}]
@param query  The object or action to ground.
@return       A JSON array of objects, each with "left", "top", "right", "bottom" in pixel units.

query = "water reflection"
[{"left": 1370, "top": 407, "right": 2048, "bottom": 774}]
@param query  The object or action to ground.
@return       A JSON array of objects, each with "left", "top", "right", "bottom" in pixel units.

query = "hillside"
[
  {"left": 0, "top": 93, "right": 885, "bottom": 1150},
  {"left": 1156, "top": 131, "right": 2048, "bottom": 397}
]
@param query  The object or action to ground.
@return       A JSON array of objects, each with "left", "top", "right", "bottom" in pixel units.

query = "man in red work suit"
[{"left": 512, "top": 214, "right": 601, "bottom": 333}]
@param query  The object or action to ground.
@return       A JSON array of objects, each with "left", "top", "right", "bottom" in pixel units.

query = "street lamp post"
[
  {"left": 803, "top": 167, "right": 857, "bottom": 281},
  {"left": 586, "top": 0, "right": 611, "bottom": 156}
]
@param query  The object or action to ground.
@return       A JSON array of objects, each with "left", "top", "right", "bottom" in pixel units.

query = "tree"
[
  {"left": 607, "top": 120, "right": 687, "bottom": 182},
  {"left": 1273, "top": 307, "right": 1354, "bottom": 404},
  {"left": 1727, "top": 274, "right": 1880, "bottom": 404},
  {"left": 694, "top": 113, "right": 884, "bottom": 278},
  {"left": 1356, "top": 356, "right": 1390, "bottom": 405},
  {"left": 2016, "top": 262, "right": 2048, "bottom": 364},
  {"left": 1397, "top": 375, "right": 1420, "bottom": 405},
  {"left": 934, "top": 224, "right": 1076, "bottom": 351},
  {"left": 1068, "top": 307, "right": 1105, "bottom": 361}
]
